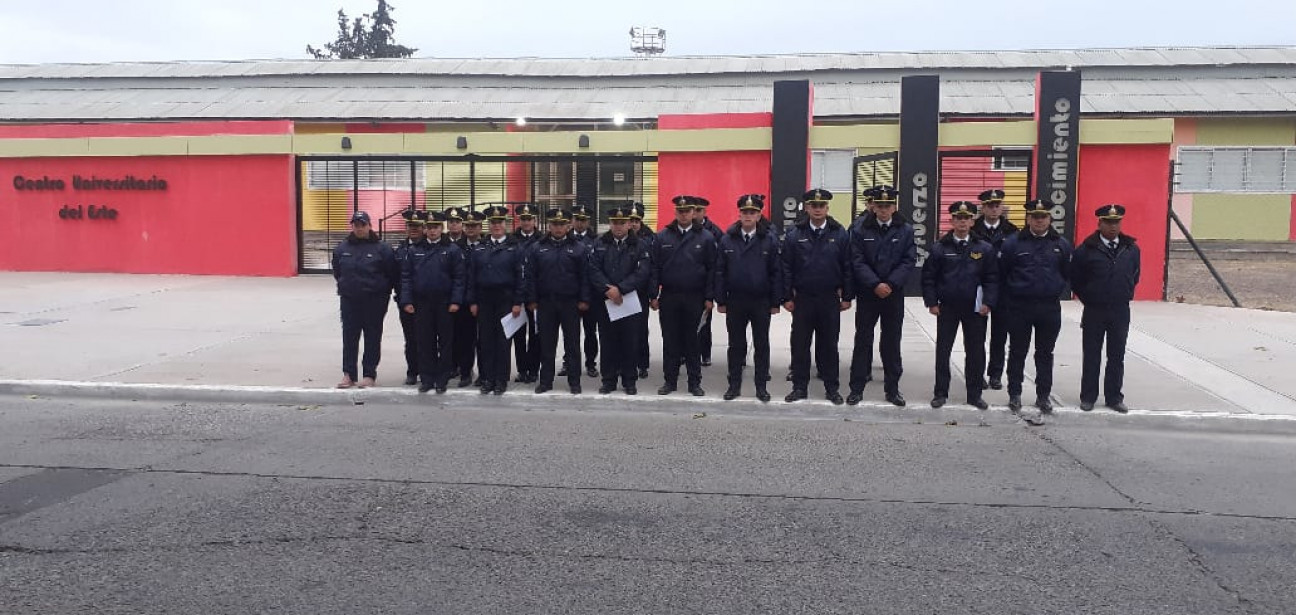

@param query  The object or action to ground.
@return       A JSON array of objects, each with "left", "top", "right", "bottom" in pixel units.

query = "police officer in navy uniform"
[
  {"left": 971, "top": 189, "right": 1019, "bottom": 390},
  {"left": 782, "top": 189, "right": 853, "bottom": 404},
  {"left": 526, "top": 207, "right": 591, "bottom": 395},
  {"left": 714, "top": 194, "right": 783, "bottom": 403},
  {"left": 394, "top": 209, "right": 426, "bottom": 386},
  {"left": 848, "top": 185, "right": 917, "bottom": 407},
  {"left": 922, "top": 201, "right": 998, "bottom": 410},
  {"left": 511, "top": 203, "right": 543, "bottom": 384},
  {"left": 587, "top": 205, "right": 652, "bottom": 394},
  {"left": 628, "top": 202, "right": 656, "bottom": 379},
  {"left": 652, "top": 195, "right": 718, "bottom": 396},
  {"left": 1070, "top": 204, "right": 1140, "bottom": 414},
  {"left": 400, "top": 211, "right": 466, "bottom": 394},
  {"left": 999, "top": 199, "right": 1073, "bottom": 420},
  {"left": 567, "top": 203, "right": 601, "bottom": 379},
  {"left": 692, "top": 196, "right": 724, "bottom": 367},
  {"left": 466, "top": 205, "right": 527, "bottom": 395},
  {"left": 332, "top": 211, "right": 399, "bottom": 389},
  {"left": 450, "top": 208, "right": 484, "bottom": 387}
]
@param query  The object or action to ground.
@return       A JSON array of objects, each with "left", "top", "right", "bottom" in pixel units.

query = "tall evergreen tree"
[{"left": 307, "top": 1, "right": 417, "bottom": 60}]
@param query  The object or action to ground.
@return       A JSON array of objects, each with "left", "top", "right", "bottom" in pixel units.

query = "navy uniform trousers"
[
  {"left": 934, "top": 309, "right": 988, "bottom": 400},
  {"left": 414, "top": 298, "right": 455, "bottom": 387},
  {"left": 340, "top": 295, "right": 389, "bottom": 381},
  {"left": 850, "top": 293, "right": 905, "bottom": 395},
  {"left": 1080, "top": 302, "right": 1130, "bottom": 405},
  {"left": 790, "top": 293, "right": 841, "bottom": 393},
  {"left": 1006, "top": 298, "right": 1063, "bottom": 400}
]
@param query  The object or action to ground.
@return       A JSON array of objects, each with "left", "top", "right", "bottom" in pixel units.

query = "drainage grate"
[{"left": 13, "top": 318, "right": 66, "bottom": 327}]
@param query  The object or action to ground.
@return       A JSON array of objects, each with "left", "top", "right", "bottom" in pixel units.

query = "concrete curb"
[{"left": 4, "top": 379, "right": 1295, "bottom": 425}]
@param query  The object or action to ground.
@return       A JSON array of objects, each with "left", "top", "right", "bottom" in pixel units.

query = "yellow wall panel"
[
  {"left": 1191, "top": 193, "right": 1291, "bottom": 240},
  {"left": 1195, "top": 118, "right": 1296, "bottom": 146}
]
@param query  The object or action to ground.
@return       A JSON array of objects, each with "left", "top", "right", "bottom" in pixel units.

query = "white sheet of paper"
[
  {"left": 501, "top": 310, "right": 528, "bottom": 339},
  {"left": 605, "top": 290, "right": 642, "bottom": 322},
  {"left": 696, "top": 309, "right": 709, "bottom": 333},
  {"left": 975, "top": 285, "right": 984, "bottom": 313}
]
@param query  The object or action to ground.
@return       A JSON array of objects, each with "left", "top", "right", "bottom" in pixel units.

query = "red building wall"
[
  {"left": 1075, "top": 144, "right": 1172, "bottom": 300},
  {"left": 656, "top": 113, "right": 773, "bottom": 230},
  {"left": 1, "top": 154, "right": 297, "bottom": 276}
]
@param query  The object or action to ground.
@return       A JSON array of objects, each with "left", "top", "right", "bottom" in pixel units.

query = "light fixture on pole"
[
  {"left": 613, "top": 113, "right": 627, "bottom": 127},
  {"left": 515, "top": 117, "right": 527, "bottom": 127}
]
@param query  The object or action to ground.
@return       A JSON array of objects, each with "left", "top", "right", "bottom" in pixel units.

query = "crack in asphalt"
[
  {"left": 2, "top": 461, "right": 1294, "bottom": 525},
  {"left": 1032, "top": 430, "right": 1264, "bottom": 614}
]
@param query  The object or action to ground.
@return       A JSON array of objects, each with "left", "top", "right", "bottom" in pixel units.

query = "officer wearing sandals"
[
  {"left": 971, "top": 189, "right": 1019, "bottom": 391},
  {"left": 848, "top": 185, "right": 917, "bottom": 407},
  {"left": 466, "top": 205, "right": 527, "bottom": 396},
  {"left": 922, "top": 201, "right": 998, "bottom": 410},
  {"left": 399, "top": 211, "right": 466, "bottom": 394},
  {"left": 782, "top": 189, "right": 853, "bottom": 404},
  {"left": 1070, "top": 204, "right": 1140, "bottom": 414},
  {"left": 999, "top": 199, "right": 1073, "bottom": 419},
  {"left": 714, "top": 194, "right": 783, "bottom": 403},
  {"left": 394, "top": 208, "right": 426, "bottom": 386},
  {"left": 525, "top": 207, "right": 591, "bottom": 395}
]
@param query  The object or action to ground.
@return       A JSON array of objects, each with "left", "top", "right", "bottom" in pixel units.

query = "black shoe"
[
  {"left": 1036, "top": 397, "right": 1054, "bottom": 414},
  {"left": 1107, "top": 402, "right": 1129, "bottom": 414},
  {"left": 557, "top": 366, "right": 568, "bottom": 377},
  {"left": 514, "top": 373, "right": 527, "bottom": 383},
  {"left": 723, "top": 386, "right": 740, "bottom": 401},
  {"left": 493, "top": 384, "right": 507, "bottom": 395},
  {"left": 988, "top": 378, "right": 1003, "bottom": 390},
  {"left": 1080, "top": 401, "right": 1095, "bottom": 412},
  {"left": 700, "top": 358, "right": 712, "bottom": 367},
  {"left": 570, "top": 384, "right": 582, "bottom": 395},
  {"left": 598, "top": 384, "right": 615, "bottom": 394},
  {"left": 980, "top": 378, "right": 989, "bottom": 390},
  {"left": 535, "top": 383, "right": 552, "bottom": 394},
  {"left": 418, "top": 382, "right": 435, "bottom": 393},
  {"left": 1008, "top": 395, "right": 1022, "bottom": 412},
  {"left": 479, "top": 382, "right": 493, "bottom": 395},
  {"left": 846, "top": 391, "right": 863, "bottom": 406},
  {"left": 472, "top": 377, "right": 483, "bottom": 387},
  {"left": 826, "top": 391, "right": 844, "bottom": 405},
  {"left": 457, "top": 376, "right": 473, "bottom": 388},
  {"left": 931, "top": 396, "right": 947, "bottom": 409},
  {"left": 637, "top": 368, "right": 649, "bottom": 379},
  {"left": 969, "top": 398, "right": 989, "bottom": 410},
  {"left": 436, "top": 384, "right": 447, "bottom": 394},
  {"left": 624, "top": 386, "right": 637, "bottom": 395},
  {"left": 404, "top": 375, "right": 419, "bottom": 386},
  {"left": 786, "top": 371, "right": 794, "bottom": 381},
  {"left": 586, "top": 366, "right": 600, "bottom": 378},
  {"left": 689, "top": 385, "right": 706, "bottom": 397},
  {"left": 885, "top": 392, "right": 907, "bottom": 407},
  {"left": 756, "top": 388, "right": 770, "bottom": 403},
  {"left": 658, "top": 383, "right": 677, "bottom": 395},
  {"left": 785, "top": 389, "right": 808, "bottom": 402}
]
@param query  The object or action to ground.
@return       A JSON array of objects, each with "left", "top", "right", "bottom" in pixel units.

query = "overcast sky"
[{"left": 2, "top": 0, "right": 1294, "bottom": 64}]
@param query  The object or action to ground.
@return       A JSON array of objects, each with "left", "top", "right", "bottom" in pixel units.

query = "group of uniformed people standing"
[{"left": 332, "top": 186, "right": 1140, "bottom": 419}]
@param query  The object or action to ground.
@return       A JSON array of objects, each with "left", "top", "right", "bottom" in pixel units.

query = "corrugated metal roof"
[{"left": 1, "top": 46, "right": 1294, "bottom": 121}]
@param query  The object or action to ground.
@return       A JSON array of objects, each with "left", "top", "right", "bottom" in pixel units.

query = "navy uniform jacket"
[
  {"left": 653, "top": 222, "right": 718, "bottom": 300},
  {"left": 587, "top": 232, "right": 651, "bottom": 300},
  {"left": 850, "top": 214, "right": 918, "bottom": 294},
  {"left": 921, "top": 232, "right": 1000, "bottom": 311},
  {"left": 781, "top": 217, "right": 854, "bottom": 301},
  {"left": 634, "top": 226, "right": 657, "bottom": 295},
  {"left": 332, "top": 233, "right": 398, "bottom": 299},
  {"left": 998, "top": 228, "right": 1073, "bottom": 301},
  {"left": 971, "top": 218, "right": 1020, "bottom": 250},
  {"left": 713, "top": 221, "right": 783, "bottom": 309},
  {"left": 699, "top": 217, "right": 724, "bottom": 243},
  {"left": 400, "top": 238, "right": 466, "bottom": 307},
  {"left": 465, "top": 236, "right": 527, "bottom": 306},
  {"left": 1069, "top": 232, "right": 1141, "bottom": 305},
  {"left": 525, "top": 234, "right": 591, "bottom": 303}
]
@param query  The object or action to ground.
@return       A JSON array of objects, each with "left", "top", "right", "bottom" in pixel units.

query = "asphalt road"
[{"left": 1, "top": 394, "right": 1293, "bottom": 614}]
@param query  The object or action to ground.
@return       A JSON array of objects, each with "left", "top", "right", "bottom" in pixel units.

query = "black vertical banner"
[
  {"left": 1033, "top": 70, "right": 1082, "bottom": 243},
  {"left": 770, "top": 80, "right": 811, "bottom": 233},
  {"left": 898, "top": 75, "right": 940, "bottom": 296}
]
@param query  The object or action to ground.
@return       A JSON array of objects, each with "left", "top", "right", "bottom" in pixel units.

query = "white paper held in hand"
[
  {"left": 605, "top": 290, "right": 641, "bottom": 322},
  {"left": 501, "top": 310, "right": 528, "bottom": 339}
]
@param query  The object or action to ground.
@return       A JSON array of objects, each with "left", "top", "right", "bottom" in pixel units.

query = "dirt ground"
[{"left": 1165, "top": 255, "right": 1296, "bottom": 312}]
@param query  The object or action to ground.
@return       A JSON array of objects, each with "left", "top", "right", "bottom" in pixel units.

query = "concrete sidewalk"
[{"left": 1, "top": 272, "right": 1294, "bottom": 418}]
